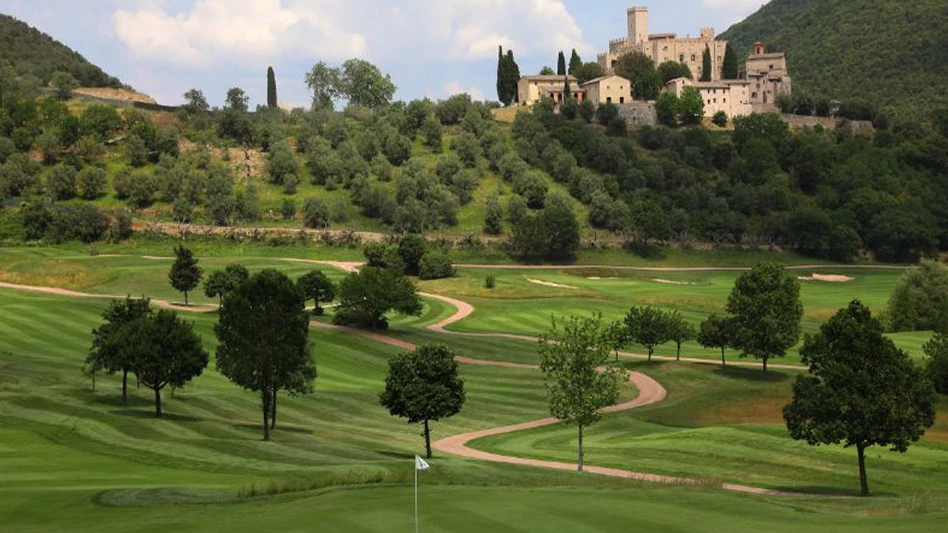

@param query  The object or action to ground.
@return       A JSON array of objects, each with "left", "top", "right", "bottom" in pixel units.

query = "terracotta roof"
[
  {"left": 520, "top": 75, "right": 578, "bottom": 82},
  {"left": 580, "top": 75, "right": 631, "bottom": 86}
]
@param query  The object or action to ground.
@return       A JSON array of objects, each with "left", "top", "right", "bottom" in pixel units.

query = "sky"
[{"left": 1, "top": 0, "right": 770, "bottom": 108}]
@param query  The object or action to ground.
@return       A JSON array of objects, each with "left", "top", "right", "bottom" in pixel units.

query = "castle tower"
[
  {"left": 628, "top": 7, "right": 649, "bottom": 45},
  {"left": 753, "top": 42, "right": 765, "bottom": 55},
  {"left": 700, "top": 27, "right": 715, "bottom": 41}
]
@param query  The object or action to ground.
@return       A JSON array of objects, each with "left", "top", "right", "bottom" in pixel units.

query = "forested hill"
[
  {"left": 0, "top": 13, "right": 122, "bottom": 88},
  {"left": 719, "top": 0, "right": 948, "bottom": 118}
]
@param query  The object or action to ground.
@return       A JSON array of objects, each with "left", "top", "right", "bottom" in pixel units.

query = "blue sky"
[{"left": 1, "top": 0, "right": 769, "bottom": 107}]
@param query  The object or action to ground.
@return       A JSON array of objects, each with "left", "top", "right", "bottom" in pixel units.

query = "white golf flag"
[{"left": 415, "top": 455, "right": 430, "bottom": 471}]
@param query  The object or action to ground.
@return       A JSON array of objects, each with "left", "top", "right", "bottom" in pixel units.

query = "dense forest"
[
  {"left": 719, "top": 0, "right": 948, "bottom": 119},
  {"left": 0, "top": 13, "right": 122, "bottom": 88}
]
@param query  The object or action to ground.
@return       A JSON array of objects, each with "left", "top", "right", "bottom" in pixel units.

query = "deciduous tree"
[
  {"left": 726, "top": 262, "right": 802, "bottom": 371},
  {"left": 668, "top": 314, "right": 697, "bottom": 361},
  {"left": 784, "top": 301, "right": 936, "bottom": 496},
  {"left": 297, "top": 270, "right": 336, "bottom": 316},
  {"left": 539, "top": 315, "right": 622, "bottom": 471},
  {"left": 380, "top": 344, "right": 465, "bottom": 458},
  {"left": 215, "top": 269, "right": 314, "bottom": 441},
  {"left": 333, "top": 267, "right": 423, "bottom": 329},
  {"left": 204, "top": 264, "right": 250, "bottom": 306},
  {"left": 698, "top": 314, "right": 733, "bottom": 368},
  {"left": 624, "top": 306, "right": 673, "bottom": 362},
  {"left": 85, "top": 297, "right": 152, "bottom": 404}
]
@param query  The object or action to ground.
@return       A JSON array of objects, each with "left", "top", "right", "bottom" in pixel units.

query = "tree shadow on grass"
[
  {"left": 375, "top": 450, "right": 414, "bottom": 460},
  {"left": 769, "top": 485, "right": 866, "bottom": 498},
  {"left": 109, "top": 409, "right": 204, "bottom": 422},
  {"left": 713, "top": 365, "right": 791, "bottom": 383},
  {"left": 232, "top": 423, "right": 313, "bottom": 435}
]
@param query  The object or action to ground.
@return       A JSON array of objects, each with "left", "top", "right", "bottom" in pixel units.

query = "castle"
[
  {"left": 598, "top": 7, "right": 728, "bottom": 82},
  {"left": 598, "top": 7, "right": 792, "bottom": 116}
]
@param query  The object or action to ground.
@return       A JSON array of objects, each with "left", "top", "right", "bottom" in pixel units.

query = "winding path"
[{"left": 0, "top": 256, "right": 813, "bottom": 494}]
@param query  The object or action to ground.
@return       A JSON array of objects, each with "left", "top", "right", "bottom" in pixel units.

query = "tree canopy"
[
  {"left": 297, "top": 270, "right": 336, "bottom": 316},
  {"left": 169, "top": 245, "right": 203, "bottom": 306},
  {"left": 333, "top": 266, "right": 423, "bottom": 329},
  {"left": 380, "top": 344, "right": 465, "bottom": 458},
  {"left": 624, "top": 306, "right": 674, "bottom": 361},
  {"left": 84, "top": 297, "right": 152, "bottom": 403},
  {"left": 305, "top": 59, "right": 396, "bottom": 110},
  {"left": 726, "top": 262, "right": 802, "bottom": 371},
  {"left": 215, "top": 269, "right": 314, "bottom": 441},
  {"left": 539, "top": 315, "right": 622, "bottom": 471},
  {"left": 784, "top": 300, "right": 936, "bottom": 496}
]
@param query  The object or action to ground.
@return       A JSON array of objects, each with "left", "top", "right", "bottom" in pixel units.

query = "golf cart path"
[{"left": 0, "top": 282, "right": 217, "bottom": 313}]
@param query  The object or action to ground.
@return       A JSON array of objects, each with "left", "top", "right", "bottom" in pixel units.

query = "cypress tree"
[
  {"left": 557, "top": 51, "right": 567, "bottom": 76},
  {"left": 506, "top": 50, "right": 521, "bottom": 104},
  {"left": 700, "top": 45, "right": 712, "bottom": 82},
  {"left": 497, "top": 46, "right": 509, "bottom": 105},
  {"left": 267, "top": 66, "right": 277, "bottom": 109},
  {"left": 722, "top": 43, "right": 739, "bottom": 80},
  {"left": 569, "top": 49, "right": 582, "bottom": 75},
  {"left": 564, "top": 76, "right": 572, "bottom": 101}
]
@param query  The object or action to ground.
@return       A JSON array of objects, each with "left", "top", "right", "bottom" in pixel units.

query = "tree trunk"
[
  {"left": 262, "top": 388, "right": 271, "bottom": 441},
  {"left": 615, "top": 348, "right": 619, "bottom": 363},
  {"left": 122, "top": 369, "right": 128, "bottom": 405},
  {"left": 270, "top": 389, "right": 277, "bottom": 430},
  {"left": 721, "top": 347, "right": 726, "bottom": 368},
  {"left": 424, "top": 419, "right": 432, "bottom": 459},
  {"left": 857, "top": 444, "right": 869, "bottom": 496},
  {"left": 648, "top": 347, "right": 653, "bottom": 362},
  {"left": 763, "top": 355, "right": 768, "bottom": 372},
  {"left": 577, "top": 424, "right": 584, "bottom": 472},
  {"left": 154, "top": 387, "right": 162, "bottom": 418},
  {"left": 676, "top": 343, "right": 682, "bottom": 361},
  {"left": 184, "top": 290, "right": 189, "bottom": 306}
]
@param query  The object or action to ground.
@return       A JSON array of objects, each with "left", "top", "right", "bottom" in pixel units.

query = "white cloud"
[
  {"left": 113, "top": 0, "right": 367, "bottom": 68},
  {"left": 444, "top": 81, "right": 485, "bottom": 101}
]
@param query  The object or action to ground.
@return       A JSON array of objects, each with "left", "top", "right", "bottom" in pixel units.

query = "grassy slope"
[
  {"left": 719, "top": 0, "right": 948, "bottom": 117},
  {"left": 2, "top": 289, "right": 948, "bottom": 530}
]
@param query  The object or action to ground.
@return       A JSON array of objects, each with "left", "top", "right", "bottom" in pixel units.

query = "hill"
[
  {"left": 719, "top": 0, "right": 948, "bottom": 119},
  {"left": 0, "top": 12, "right": 122, "bottom": 88}
]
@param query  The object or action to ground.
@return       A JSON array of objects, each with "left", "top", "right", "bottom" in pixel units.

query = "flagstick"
[{"left": 414, "top": 458, "right": 419, "bottom": 533}]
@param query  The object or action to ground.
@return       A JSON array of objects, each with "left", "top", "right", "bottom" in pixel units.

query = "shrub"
[
  {"left": 46, "top": 164, "right": 78, "bottom": 200},
  {"left": 302, "top": 197, "right": 330, "bottom": 229},
  {"left": 281, "top": 198, "right": 297, "bottom": 220},
  {"left": 77, "top": 167, "right": 107, "bottom": 199},
  {"left": 711, "top": 111, "right": 728, "bottom": 128},
  {"left": 484, "top": 275, "right": 496, "bottom": 289},
  {"left": 418, "top": 250, "right": 456, "bottom": 280}
]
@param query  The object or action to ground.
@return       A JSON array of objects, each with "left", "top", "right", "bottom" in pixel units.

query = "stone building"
[
  {"left": 665, "top": 77, "right": 752, "bottom": 119},
  {"left": 598, "top": 7, "right": 728, "bottom": 82},
  {"left": 517, "top": 75, "right": 585, "bottom": 106},
  {"left": 581, "top": 75, "right": 633, "bottom": 105},
  {"left": 742, "top": 42, "right": 793, "bottom": 105}
]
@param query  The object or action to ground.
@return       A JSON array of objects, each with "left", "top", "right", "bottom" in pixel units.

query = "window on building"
[
  {"left": 713, "top": 99, "right": 717, "bottom": 103},
  {"left": 680, "top": 54, "right": 685, "bottom": 62},
  {"left": 620, "top": 97, "right": 625, "bottom": 104},
  {"left": 607, "top": 97, "right": 612, "bottom": 104},
  {"left": 723, "top": 98, "right": 727, "bottom": 103},
  {"left": 769, "top": 64, "right": 774, "bottom": 70},
  {"left": 691, "top": 54, "right": 696, "bottom": 61}
]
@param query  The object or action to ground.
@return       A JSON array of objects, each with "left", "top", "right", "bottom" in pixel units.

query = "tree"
[
  {"left": 398, "top": 234, "right": 428, "bottom": 276},
  {"left": 216, "top": 269, "right": 315, "bottom": 441},
  {"left": 606, "top": 320, "right": 629, "bottom": 362},
  {"left": 267, "top": 140, "right": 298, "bottom": 189},
  {"left": 539, "top": 66, "right": 555, "bottom": 76},
  {"left": 614, "top": 52, "right": 661, "bottom": 100},
  {"left": 204, "top": 264, "right": 250, "bottom": 306},
  {"left": 887, "top": 260, "right": 948, "bottom": 332},
  {"left": 572, "top": 62, "right": 605, "bottom": 85},
  {"left": 624, "top": 306, "right": 673, "bottom": 362},
  {"left": 726, "top": 262, "right": 802, "bottom": 371},
  {"left": 168, "top": 245, "right": 203, "bottom": 306},
  {"left": 421, "top": 114, "right": 443, "bottom": 152},
  {"left": 496, "top": 46, "right": 517, "bottom": 106},
  {"left": 557, "top": 51, "right": 567, "bottom": 76},
  {"left": 923, "top": 334, "right": 948, "bottom": 395},
  {"left": 380, "top": 344, "right": 465, "bottom": 458},
  {"left": 305, "top": 62, "right": 342, "bottom": 109},
  {"left": 341, "top": 59, "right": 397, "bottom": 109},
  {"left": 668, "top": 314, "right": 697, "bottom": 361},
  {"left": 85, "top": 297, "right": 152, "bottom": 405},
  {"left": 484, "top": 194, "right": 504, "bottom": 235},
  {"left": 783, "top": 301, "right": 936, "bottom": 496},
  {"left": 505, "top": 50, "right": 521, "bottom": 103},
  {"left": 700, "top": 45, "right": 712, "bottom": 82},
  {"left": 266, "top": 66, "right": 278, "bottom": 109},
  {"left": 656, "top": 92, "right": 679, "bottom": 127},
  {"left": 50, "top": 71, "right": 78, "bottom": 100},
  {"left": 722, "top": 43, "right": 738, "bottom": 79},
  {"left": 333, "top": 267, "right": 423, "bottom": 329},
  {"left": 183, "top": 88, "right": 209, "bottom": 115},
  {"left": 539, "top": 315, "right": 622, "bottom": 471},
  {"left": 711, "top": 110, "right": 728, "bottom": 128},
  {"left": 568, "top": 49, "right": 582, "bottom": 75},
  {"left": 121, "top": 310, "right": 208, "bottom": 417},
  {"left": 563, "top": 76, "right": 572, "bottom": 101},
  {"left": 77, "top": 167, "right": 107, "bottom": 200},
  {"left": 698, "top": 315, "right": 733, "bottom": 368},
  {"left": 225, "top": 87, "right": 250, "bottom": 112},
  {"left": 657, "top": 61, "right": 693, "bottom": 84},
  {"left": 46, "top": 164, "right": 77, "bottom": 200},
  {"left": 297, "top": 270, "right": 336, "bottom": 316},
  {"left": 419, "top": 251, "right": 455, "bottom": 280},
  {"left": 678, "top": 86, "right": 705, "bottom": 126}
]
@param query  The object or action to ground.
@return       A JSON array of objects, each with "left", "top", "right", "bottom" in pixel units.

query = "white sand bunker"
[
  {"left": 651, "top": 278, "right": 693, "bottom": 285},
  {"left": 586, "top": 276, "right": 619, "bottom": 280},
  {"left": 798, "top": 274, "right": 854, "bottom": 283},
  {"left": 527, "top": 279, "right": 578, "bottom": 290}
]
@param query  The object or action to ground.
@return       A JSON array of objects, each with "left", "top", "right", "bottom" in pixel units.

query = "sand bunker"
[
  {"left": 586, "top": 276, "right": 619, "bottom": 280},
  {"left": 651, "top": 278, "right": 693, "bottom": 286},
  {"left": 798, "top": 274, "right": 854, "bottom": 283},
  {"left": 527, "top": 279, "right": 578, "bottom": 290}
]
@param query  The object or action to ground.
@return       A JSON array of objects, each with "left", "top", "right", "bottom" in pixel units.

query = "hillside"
[
  {"left": 720, "top": 0, "right": 948, "bottom": 118},
  {"left": 0, "top": 13, "right": 122, "bottom": 88}
]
